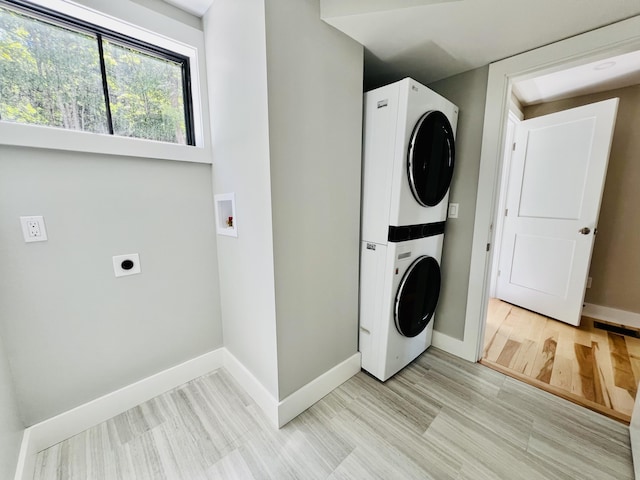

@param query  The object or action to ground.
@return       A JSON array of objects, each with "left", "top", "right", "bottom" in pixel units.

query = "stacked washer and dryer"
[{"left": 359, "top": 78, "right": 458, "bottom": 381}]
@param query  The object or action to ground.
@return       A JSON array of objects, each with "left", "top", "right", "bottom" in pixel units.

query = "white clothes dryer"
[
  {"left": 359, "top": 229, "right": 444, "bottom": 381},
  {"left": 361, "top": 78, "right": 458, "bottom": 245}
]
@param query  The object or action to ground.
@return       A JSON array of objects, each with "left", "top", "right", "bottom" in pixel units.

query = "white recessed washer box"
[
  {"left": 113, "top": 253, "right": 141, "bottom": 277},
  {"left": 214, "top": 192, "right": 237, "bottom": 237}
]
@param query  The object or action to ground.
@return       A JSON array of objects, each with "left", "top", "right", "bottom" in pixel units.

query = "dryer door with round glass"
[
  {"left": 394, "top": 255, "right": 441, "bottom": 338},
  {"left": 407, "top": 110, "right": 455, "bottom": 207}
]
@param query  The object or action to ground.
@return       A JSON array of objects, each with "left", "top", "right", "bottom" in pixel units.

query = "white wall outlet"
[
  {"left": 113, "top": 253, "right": 141, "bottom": 277},
  {"left": 587, "top": 276, "right": 593, "bottom": 288},
  {"left": 448, "top": 203, "right": 459, "bottom": 219},
  {"left": 20, "top": 215, "right": 48, "bottom": 242}
]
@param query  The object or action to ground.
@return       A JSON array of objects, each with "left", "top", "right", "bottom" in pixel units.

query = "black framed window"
[{"left": 0, "top": 0, "right": 195, "bottom": 145}]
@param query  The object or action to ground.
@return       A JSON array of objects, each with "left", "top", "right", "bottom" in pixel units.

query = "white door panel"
[
  {"left": 509, "top": 234, "right": 575, "bottom": 296},
  {"left": 518, "top": 117, "right": 595, "bottom": 220},
  {"left": 496, "top": 98, "right": 618, "bottom": 326}
]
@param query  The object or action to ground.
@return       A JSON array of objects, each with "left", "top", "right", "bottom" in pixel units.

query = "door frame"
[
  {"left": 489, "top": 106, "right": 522, "bottom": 298},
  {"left": 443, "top": 15, "right": 640, "bottom": 362}
]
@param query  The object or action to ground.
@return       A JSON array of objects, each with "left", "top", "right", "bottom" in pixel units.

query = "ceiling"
[
  {"left": 321, "top": 0, "right": 640, "bottom": 105},
  {"left": 163, "top": 0, "right": 640, "bottom": 104},
  {"left": 513, "top": 50, "right": 640, "bottom": 106}
]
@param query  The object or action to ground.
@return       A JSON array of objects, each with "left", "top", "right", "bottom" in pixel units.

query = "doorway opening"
[
  {"left": 477, "top": 52, "right": 640, "bottom": 422},
  {"left": 481, "top": 298, "right": 640, "bottom": 422}
]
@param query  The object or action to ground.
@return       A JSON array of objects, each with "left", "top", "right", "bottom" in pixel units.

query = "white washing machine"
[
  {"left": 359, "top": 230, "right": 444, "bottom": 381},
  {"left": 361, "top": 77, "right": 458, "bottom": 245}
]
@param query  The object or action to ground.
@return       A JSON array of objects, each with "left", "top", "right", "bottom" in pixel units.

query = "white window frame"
[{"left": 0, "top": 0, "right": 212, "bottom": 164}]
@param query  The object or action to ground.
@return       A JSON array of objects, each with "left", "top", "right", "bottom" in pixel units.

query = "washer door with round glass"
[
  {"left": 407, "top": 110, "right": 455, "bottom": 207},
  {"left": 394, "top": 256, "right": 441, "bottom": 338}
]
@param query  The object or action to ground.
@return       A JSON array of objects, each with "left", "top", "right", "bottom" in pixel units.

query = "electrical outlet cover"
[
  {"left": 113, "top": 253, "right": 141, "bottom": 277},
  {"left": 20, "top": 216, "right": 48, "bottom": 242}
]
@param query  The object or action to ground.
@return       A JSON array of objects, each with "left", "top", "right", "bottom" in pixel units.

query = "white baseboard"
[
  {"left": 432, "top": 330, "right": 477, "bottom": 362},
  {"left": 15, "top": 348, "right": 224, "bottom": 480},
  {"left": 222, "top": 350, "right": 279, "bottom": 427},
  {"left": 277, "top": 352, "right": 361, "bottom": 427},
  {"left": 222, "top": 351, "right": 362, "bottom": 428},
  {"left": 14, "top": 348, "right": 360, "bottom": 480},
  {"left": 14, "top": 348, "right": 361, "bottom": 480},
  {"left": 583, "top": 303, "right": 640, "bottom": 330},
  {"left": 13, "top": 428, "right": 33, "bottom": 480}
]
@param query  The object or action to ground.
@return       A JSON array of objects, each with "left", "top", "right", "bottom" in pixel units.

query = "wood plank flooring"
[
  {"left": 34, "top": 348, "right": 633, "bottom": 480},
  {"left": 482, "top": 297, "right": 640, "bottom": 422}
]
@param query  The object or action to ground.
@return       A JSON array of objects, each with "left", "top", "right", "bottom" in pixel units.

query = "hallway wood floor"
[
  {"left": 482, "top": 297, "right": 640, "bottom": 422},
  {"left": 34, "top": 348, "right": 632, "bottom": 480}
]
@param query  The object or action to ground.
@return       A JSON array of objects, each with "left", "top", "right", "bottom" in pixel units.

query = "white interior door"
[{"left": 496, "top": 98, "right": 618, "bottom": 326}]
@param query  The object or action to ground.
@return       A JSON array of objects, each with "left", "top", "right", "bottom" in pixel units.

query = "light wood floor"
[
  {"left": 34, "top": 348, "right": 632, "bottom": 480},
  {"left": 482, "top": 297, "right": 640, "bottom": 423}
]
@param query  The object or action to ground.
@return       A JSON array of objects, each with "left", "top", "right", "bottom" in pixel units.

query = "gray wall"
[
  {"left": 204, "top": 0, "right": 363, "bottom": 401},
  {"left": 131, "top": 0, "right": 202, "bottom": 29},
  {"left": 0, "top": 147, "right": 222, "bottom": 425},
  {"left": 429, "top": 66, "right": 489, "bottom": 340},
  {"left": 204, "top": 0, "right": 280, "bottom": 397},
  {"left": 265, "top": 0, "right": 363, "bottom": 399},
  {"left": 0, "top": 333, "right": 22, "bottom": 479}
]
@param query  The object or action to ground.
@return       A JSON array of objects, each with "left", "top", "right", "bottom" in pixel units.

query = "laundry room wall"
[
  {"left": 0, "top": 0, "right": 223, "bottom": 426},
  {"left": 205, "top": 0, "right": 363, "bottom": 403},
  {"left": 131, "top": 0, "right": 202, "bottom": 29},
  {"left": 524, "top": 84, "right": 640, "bottom": 314},
  {"left": 264, "top": 0, "right": 363, "bottom": 399},
  {"left": 0, "top": 332, "right": 22, "bottom": 480},
  {"left": 204, "top": 0, "right": 280, "bottom": 398},
  {"left": 0, "top": 149, "right": 223, "bottom": 426},
  {"left": 429, "top": 66, "right": 490, "bottom": 340}
]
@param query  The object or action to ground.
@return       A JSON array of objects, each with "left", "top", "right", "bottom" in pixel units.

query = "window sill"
[{"left": 0, "top": 121, "right": 212, "bottom": 164}]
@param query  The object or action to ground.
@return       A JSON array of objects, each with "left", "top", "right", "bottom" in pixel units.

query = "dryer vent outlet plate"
[{"left": 113, "top": 253, "right": 141, "bottom": 277}]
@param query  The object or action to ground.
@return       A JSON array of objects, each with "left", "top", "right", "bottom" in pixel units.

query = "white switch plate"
[
  {"left": 20, "top": 216, "right": 48, "bottom": 242},
  {"left": 448, "top": 203, "right": 459, "bottom": 219},
  {"left": 113, "top": 253, "right": 141, "bottom": 277}
]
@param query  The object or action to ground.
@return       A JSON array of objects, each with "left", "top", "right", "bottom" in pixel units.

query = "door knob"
[{"left": 579, "top": 227, "right": 591, "bottom": 235}]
